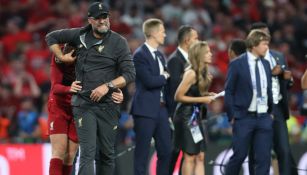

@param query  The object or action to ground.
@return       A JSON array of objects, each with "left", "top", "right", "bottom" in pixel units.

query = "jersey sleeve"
[{"left": 50, "top": 56, "right": 71, "bottom": 94}]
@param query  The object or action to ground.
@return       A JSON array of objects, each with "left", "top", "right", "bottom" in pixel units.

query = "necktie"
[
  {"left": 154, "top": 51, "right": 165, "bottom": 103},
  {"left": 255, "top": 58, "right": 262, "bottom": 97},
  {"left": 154, "top": 51, "right": 161, "bottom": 70},
  {"left": 153, "top": 51, "right": 158, "bottom": 59}
]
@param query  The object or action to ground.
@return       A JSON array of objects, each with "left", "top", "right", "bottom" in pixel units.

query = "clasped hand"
[
  {"left": 70, "top": 81, "right": 82, "bottom": 93},
  {"left": 90, "top": 84, "right": 124, "bottom": 103},
  {"left": 90, "top": 84, "right": 109, "bottom": 102},
  {"left": 61, "top": 50, "right": 76, "bottom": 63}
]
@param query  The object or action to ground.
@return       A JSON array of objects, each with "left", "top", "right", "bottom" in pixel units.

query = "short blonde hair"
[{"left": 142, "top": 18, "right": 163, "bottom": 39}]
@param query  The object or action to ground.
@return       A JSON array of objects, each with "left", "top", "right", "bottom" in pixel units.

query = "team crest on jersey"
[
  {"left": 78, "top": 117, "right": 82, "bottom": 127},
  {"left": 54, "top": 57, "right": 63, "bottom": 64},
  {"left": 113, "top": 125, "right": 118, "bottom": 130},
  {"left": 50, "top": 121, "right": 54, "bottom": 131},
  {"left": 97, "top": 45, "right": 104, "bottom": 53}
]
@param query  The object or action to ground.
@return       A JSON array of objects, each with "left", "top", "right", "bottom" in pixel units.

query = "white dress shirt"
[
  {"left": 264, "top": 50, "right": 282, "bottom": 104},
  {"left": 145, "top": 42, "right": 164, "bottom": 75},
  {"left": 247, "top": 52, "right": 268, "bottom": 113}
]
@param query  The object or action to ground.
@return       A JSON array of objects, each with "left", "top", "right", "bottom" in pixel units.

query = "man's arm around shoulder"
[{"left": 45, "top": 28, "right": 80, "bottom": 62}]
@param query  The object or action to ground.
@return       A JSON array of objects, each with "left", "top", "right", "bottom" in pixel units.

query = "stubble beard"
[
  {"left": 93, "top": 23, "right": 110, "bottom": 37},
  {"left": 94, "top": 28, "right": 109, "bottom": 36}
]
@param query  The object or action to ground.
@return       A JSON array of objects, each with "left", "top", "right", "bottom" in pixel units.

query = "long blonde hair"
[{"left": 188, "top": 41, "right": 212, "bottom": 95}]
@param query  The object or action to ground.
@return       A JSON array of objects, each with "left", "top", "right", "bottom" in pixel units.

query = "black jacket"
[
  {"left": 46, "top": 25, "right": 135, "bottom": 105},
  {"left": 270, "top": 50, "right": 292, "bottom": 119},
  {"left": 166, "top": 49, "right": 189, "bottom": 117}
]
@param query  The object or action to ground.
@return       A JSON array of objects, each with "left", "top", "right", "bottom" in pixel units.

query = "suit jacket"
[
  {"left": 269, "top": 50, "right": 291, "bottom": 119},
  {"left": 130, "top": 44, "right": 168, "bottom": 118},
  {"left": 166, "top": 49, "right": 189, "bottom": 117},
  {"left": 224, "top": 53, "right": 273, "bottom": 121}
]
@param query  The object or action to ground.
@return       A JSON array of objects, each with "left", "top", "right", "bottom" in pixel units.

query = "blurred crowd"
[{"left": 0, "top": 0, "right": 306, "bottom": 145}]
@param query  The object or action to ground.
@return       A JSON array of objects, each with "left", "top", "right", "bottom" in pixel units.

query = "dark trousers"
[
  {"left": 133, "top": 106, "right": 172, "bottom": 175},
  {"left": 249, "top": 104, "right": 298, "bottom": 175},
  {"left": 73, "top": 104, "right": 119, "bottom": 175},
  {"left": 225, "top": 113, "right": 273, "bottom": 175}
]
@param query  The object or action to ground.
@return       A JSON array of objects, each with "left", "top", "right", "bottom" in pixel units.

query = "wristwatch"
[{"left": 106, "top": 81, "right": 116, "bottom": 91}]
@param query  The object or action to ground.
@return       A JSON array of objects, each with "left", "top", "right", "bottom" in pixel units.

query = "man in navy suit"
[
  {"left": 224, "top": 30, "right": 274, "bottom": 175},
  {"left": 248, "top": 22, "right": 298, "bottom": 175},
  {"left": 131, "top": 18, "right": 171, "bottom": 175},
  {"left": 167, "top": 25, "right": 199, "bottom": 175}
]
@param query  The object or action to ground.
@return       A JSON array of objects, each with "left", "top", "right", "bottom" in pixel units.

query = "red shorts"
[{"left": 47, "top": 102, "right": 78, "bottom": 143}]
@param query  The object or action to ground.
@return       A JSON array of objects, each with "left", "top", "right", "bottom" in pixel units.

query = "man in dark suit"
[
  {"left": 224, "top": 30, "right": 274, "bottom": 175},
  {"left": 167, "top": 25, "right": 199, "bottom": 175},
  {"left": 228, "top": 39, "right": 246, "bottom": 61},
  {"left": 248, "top": 22, "right": 298, "bottom": 175},
  {"left": 131, "top": 18, "right": 171, "bottom": 175},
  {"left": 167, "top": 25, "right": 199, "bottom": 121}
]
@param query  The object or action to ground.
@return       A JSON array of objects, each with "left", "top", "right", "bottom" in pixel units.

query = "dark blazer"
[
  {"left": 166, "top": 49, "right": 189, "bottom": 117},
  {"left": 269, "top": 50, "right": 291, "bottom": 119},
  {"left": 224, "top": 53, "right": 273, "bottom": 121},
  {"left": 130, "top": 44, "right": 168, "bottom": 118}
]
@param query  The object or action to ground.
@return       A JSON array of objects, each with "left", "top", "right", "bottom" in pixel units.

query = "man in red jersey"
[{"left": 48, "top": 45, "right": 124, "bottom": 175}]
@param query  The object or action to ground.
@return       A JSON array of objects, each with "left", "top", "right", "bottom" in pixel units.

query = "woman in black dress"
[{"left": 174, "top": 41, "right": 215, "bottom": 175}]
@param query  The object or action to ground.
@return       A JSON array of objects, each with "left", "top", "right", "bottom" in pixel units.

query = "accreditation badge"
[
  {"left": 189, "top": 120, "right": 203, "bottom": 143},
  {"left": 257, "top": 96, "right": 268, "bottom": 113}
]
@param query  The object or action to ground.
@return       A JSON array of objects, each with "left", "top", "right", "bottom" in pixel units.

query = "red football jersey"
[{"left": 48, "top": 55, "right": 75, "bottom": 106}]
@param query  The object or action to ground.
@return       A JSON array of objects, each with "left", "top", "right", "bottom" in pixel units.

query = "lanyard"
[
  {"left": 188, "top": 105, "right": 200, "bottom": 125},
  {"left": 251, "top": 60, "right": 267, "bottom": 96}
]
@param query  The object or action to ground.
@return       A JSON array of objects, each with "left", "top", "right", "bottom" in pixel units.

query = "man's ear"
[
  {"left": 228, "top": 50, "right": 235, "bottom": 61},
  {"left": 184, "top": 37, "right": 190, "bottom": 45},
  {"left": 88, "top": 18, "right": 93, "bottom": 25}
]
